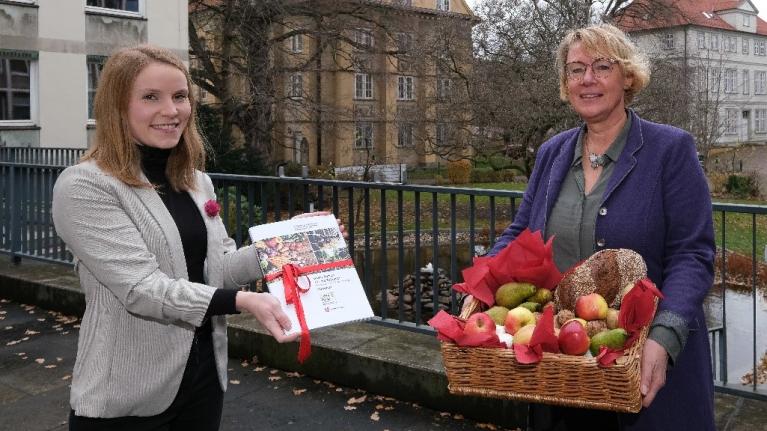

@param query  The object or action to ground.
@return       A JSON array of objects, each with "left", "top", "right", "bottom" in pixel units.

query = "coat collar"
[{"left": 544, "top": 109, "right": 644, "bottom": 223}]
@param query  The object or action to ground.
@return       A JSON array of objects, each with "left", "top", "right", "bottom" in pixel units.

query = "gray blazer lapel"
[
  {"left": 131, "top": 180, "right": 189, "bottom": 280},
  {"left": 188, "top": 172, "right": 224, "bottom": 287}
]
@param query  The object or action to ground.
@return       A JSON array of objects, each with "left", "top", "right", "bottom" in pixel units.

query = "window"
[
  {"left": 395, "top": 32, "right": 413, "bottom": 54},
  {"left": 397, "top": 76, "right": 414, "bottom": 100},
  {"left": 724, "top": 68, "right": 737, "bottom": 93},
  {"left": 436, "top": 0, "right": 450, "bottom": 11},
  {"left": 0, "top": 51, "right": 36, "bottom": 124},
  {"left": 292, "top": 131, "right": 306, "bottom": 163},
  {"left": 756, "top": 40, "right": 766, "bottom": 56},
  {"left": 662, "top": 33, "right": 674, "bottom": 50},
  {"left": 87, "top": 56, "right": 105, "bottom": 120},
  {"left": 744, "top": 14, "right": 752, "bottom": 27},
  {"left": 725, "top": 109, "right": 739, "bottom": 135},
  {"left": 698, "top": 32, "right": 706, "bottom": 49},
  {"left": 743, "top": 70, "right": 750, "bottom": 95},
  {"left": 354, "top": 73, "right": 373, "bottom": 99},
  {"left": 397, "top": 123, "right": 413, "bottom": 147},
  {"left": 709, "top": 67, "right": 721, "bottom": 93},
  {"left": 354, "top": 122, "right": 373, "bottom": 148},
  {"left": 755, "top": 71, "right": 767, "bottom": 94},
  {"left": 436, "top": 123, "right": 448, "bottom": 147},
  {"left": 289, "top": 74, "right": 303, "bottom": 99},
  {"left": 743, "top": 38, "right": 750, "bottom": 55},
  {"left": 354, "top": 29, "right": 373, "bottom": 49},
  {"left": 438, "top": 78, "right": 451, "bottom": 100},
  {"left": 710, "top": 34, "right": 719, "bottom": 51},
  {"left": 290, "top": 34, "right": 303, "bottom": 53},
  {"left": 86, "top": 0, "right": 141, "bottom": 15},
  {"left": 725, "top": 36, "right": 737, "bottom": 53},
  {"left": 756, "top": 109, "right": 767, "bottom": 133}
]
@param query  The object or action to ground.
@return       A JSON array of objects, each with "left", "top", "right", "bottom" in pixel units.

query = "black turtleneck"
[{"left": 138, "top": 145, "right": 237, "bottom": 322}]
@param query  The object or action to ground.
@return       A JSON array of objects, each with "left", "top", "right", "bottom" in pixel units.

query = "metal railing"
[{"left": 0, "top": 150, "right": 765, "bottom": 400}]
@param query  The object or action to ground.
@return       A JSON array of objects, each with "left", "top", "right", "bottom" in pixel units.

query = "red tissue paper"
[
  {"left": 453, "top": 229, "right": 563, "bottom": 307},
  {"left": 427, "top": 311, "right": 505, "bottom": 348}
]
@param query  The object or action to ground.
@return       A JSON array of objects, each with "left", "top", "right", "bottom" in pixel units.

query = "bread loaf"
[{"left": 554, "top": 249, "right": 647, "bottom": 311}]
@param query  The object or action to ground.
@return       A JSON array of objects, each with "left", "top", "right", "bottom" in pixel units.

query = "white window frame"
[
  {"left": 755, "top": 109, "right": 767, "bottom": 133},
  {"left": 755, "top": 71, "right": 767, "bottom": 95},
  {"left": 757, "top": 40, "right": 767, "bottom": 56},
  {"left": 85, "top": 0, "right": 144, "bottom": 18},
  {"left": 395, "top": 32, "right": 413, "bottom": 54},
  {"left": 290, "top": 34, "right": 303, "bottom": 53},
  {"left": 436, "top": 0, "right": 450, "bottom": 11},
  {"left": 397, "top": 123, "right": 414, "bottom": 147},
  {"left": 292, "top": 131, "right": 305, "bottom": 163},
  {"left": 662, "top": 33, "right": 674, "bottom": 50},
  {"left": 354, "top": 73, "right": 373, "bottom": 99},
  {"left": 743, "top": 70, "right": 750, "bottom": 95},
  {"left": 289, "top": 73, "right": 303, "bottom": 99},
  {"left": 744, "top": 14, "right": 752, "bottom": 27},
  {"left": 354, "top": 122, "right": 373, "bottom": 149},
  {"left": 724, "top": 108, "right": 739, "bottom": 135},
  {"left": 354, "top": 28, "right": 373, "bottom": 49},
  {"left": 86, "top": 57, "right": 106, "bottom": 123},
  {"left": 743, "top": 38, "right": 750, "bottom": 54},
  {"left": 710, "top": 34, "right": 720, "bottom": 51},
  {"left": 397, "top": 76, "right": 415, "bottom": 100},
  {"left": 724, "top": 68, "right": 737, "bottom": 93},
  {"left": 727, "top": 36, "right": 737, "bottom": 53},
  {"left": 0, "top": 53, "right": 38, "bottom": 127},
  {"left": 698, "top": 32, "right": 706, "bottom": 49}
]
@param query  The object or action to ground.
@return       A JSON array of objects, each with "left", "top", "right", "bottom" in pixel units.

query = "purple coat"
[{"left": 492, "top": 111, "right": 716, "bottom": 430}]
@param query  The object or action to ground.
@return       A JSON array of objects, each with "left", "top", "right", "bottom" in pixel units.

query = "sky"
[{"left": 463, "top": 0, "right": 767, "bottom": 21}]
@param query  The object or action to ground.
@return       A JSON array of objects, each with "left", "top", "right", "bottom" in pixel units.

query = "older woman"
[{"left": 489, "top": 24, "right": 716, "bottom": 430}]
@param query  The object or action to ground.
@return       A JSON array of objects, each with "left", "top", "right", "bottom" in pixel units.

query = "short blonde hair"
[
  {"left": 556, "top": 23, "right": 650, "bottom": 104},
  {"left": 83, "top": 44, "right": 205, "bottom": 191}
]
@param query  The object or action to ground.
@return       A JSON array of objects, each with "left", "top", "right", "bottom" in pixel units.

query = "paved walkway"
[{"left": 0, "top": 298, "right": 517, "bottom": 431}]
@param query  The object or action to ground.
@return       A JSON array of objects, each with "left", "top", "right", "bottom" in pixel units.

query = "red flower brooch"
[{"left": 204, "top": 199, "right": 221, "bottom": 217}]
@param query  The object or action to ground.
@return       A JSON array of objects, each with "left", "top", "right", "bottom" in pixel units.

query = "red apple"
[
  {"left": 463, "top": 312, "right": 496, "bottom": 336},
  {"left": 512, "top": 323, "right": 536, "bottom": 346},
  {"left": 558, "top": 320, "right": 590, "bottom": 355},
  {"left": 575, "top": 293, "right": 608, "bottom": 320},
  {"left": 504, "top": 306, "right": 536, "bottom": 335}
]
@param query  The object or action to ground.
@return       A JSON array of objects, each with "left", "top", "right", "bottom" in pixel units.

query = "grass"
[{"left": 712, "top": 197, "right": 767, "bottom": 257}]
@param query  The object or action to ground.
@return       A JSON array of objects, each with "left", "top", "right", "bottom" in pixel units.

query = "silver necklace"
[{"left": 585, "top": 138, "right": 606, "bottom": 169}]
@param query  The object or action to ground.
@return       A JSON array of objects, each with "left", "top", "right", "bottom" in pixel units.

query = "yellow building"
[{"left": 273, "top": 0, "right": 477, "bottom": 170}]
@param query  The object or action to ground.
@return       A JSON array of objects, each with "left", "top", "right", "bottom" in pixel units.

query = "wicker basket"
[{"left": 440, "top": 298, "right": 655, "bottom": 413}]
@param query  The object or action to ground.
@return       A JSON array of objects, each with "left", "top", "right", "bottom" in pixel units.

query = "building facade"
[
  {"left": 0, "top": 0, "right": 188, "bottom": 149},
  {"left": 618, "top": 0, "right": 767, "bottom": 146}
]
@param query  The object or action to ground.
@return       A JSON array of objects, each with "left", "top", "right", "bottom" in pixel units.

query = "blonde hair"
[
  {"left": 83, "top": 44, "right": 205, "bottom": 191},
  {"left": 556, "top": 23, "right": 650, "bottom": 104}
]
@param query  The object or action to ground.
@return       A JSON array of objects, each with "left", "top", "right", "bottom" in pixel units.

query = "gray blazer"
[{"left": 52, "top": 160, "right": 262, "bottom": 418}]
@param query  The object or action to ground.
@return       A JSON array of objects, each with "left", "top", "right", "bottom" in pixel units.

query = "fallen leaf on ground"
[
  {"left": 370, "top": 411, "right": 380, "bottom": 421},
  {"left": 375, "top": 404, "right": 384, "bottom": 410},
  {"left": 292, "top": 388, "right": 307, "bottom": 395},
  {"left": 45, "top": 365, "right": 57, "bottom": 369},
  {"left": 453, "top": 414, "right": 464, "bottom": 420},
  {"left": 229, "top": 380, "right": 240, "bottom": 385},
  {"left": 268, "top": 376, "right": 281, "bottom": 382},
  {"left": 35, "top": 358, "right": 45, "bottom": 364},
  {"left": 343, "top": 406, "right": 357, "bottom": 411},
  {"left": 56, "top": 357, "right": 63, "bottom": 362},
  {"left": 24, "top": 330, "right": 39, "bottom": 335},
  {"left": 347, "top": 395, "right": 367, "bottom": 404},
  {"left": 269, "top": 369, "right": 279, "bottom": 374},
  {"left": 476, "top": 423, "right": 498, "bottom": 430},
  {"left": 254, "top": 366, "right": 266, "bottom": 372},
  {"left": 62, "top": 375, "right": 71, "bottom": 380},
  {"left": 6, "top": 340, "right": 19, "bottom": 346},
  {"left": 440, "top": 412, "right": 450, "bottom": 417},
  {"left": 286, "top": 371, "right": 303, "bottom": 378},
  {"left": 240, "top": 360, "right": 249, "bottom": 367}
]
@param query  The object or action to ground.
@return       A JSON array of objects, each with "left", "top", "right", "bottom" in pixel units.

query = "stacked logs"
[{"left": 377, "top": 265, "right": 453, "bottom": 315}]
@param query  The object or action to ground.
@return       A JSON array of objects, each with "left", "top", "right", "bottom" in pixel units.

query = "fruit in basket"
[
  {"left": 589, "top": 328, "right": 629, "bottom": 356},
  {"left": 563, "top": 317, "right": 587, "bottom": 329},
  {"left": 558, "top": 320, "right": 590, "bottom": 355},
  {"left": 495, "top": 282, "right": 537, "bottom": 309},
  {"left": 556, "top": 309, "right": 575, "bottom": 328},
  {"left": 512, "top": 323, "right": 536, "bottom": 345},
  {"left": 463, "top": 313, "right": 496, "bottom": 336},
  {"left": 528, "top": 287, "right": 553, "bottom": 305},
  {"left": 606, "top": 308, "right": 620, "bottom": 329},
  {"left": 504, "top": 306, "right": 535, "bottom": 335},
  {"left": 575, "top": 293, "right": 608, "bottom": 320},
  {"left": 519, "top": 302, "right": 541, "bottom": 313},
  {"left": 486, "top": 306, "right": 509, "bottom": 325},
  {"left": 586, "top": 320, "right": 608, "bottom": 337}
]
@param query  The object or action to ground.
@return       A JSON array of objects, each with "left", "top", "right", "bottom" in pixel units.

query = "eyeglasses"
[{"left": 564, "top": 58, "right": 619, "bottom": 81}]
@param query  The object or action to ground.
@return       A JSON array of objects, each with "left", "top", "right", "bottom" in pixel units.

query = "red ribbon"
[{"left": 265, "top": 258, "right": 354, "bottom": 363}]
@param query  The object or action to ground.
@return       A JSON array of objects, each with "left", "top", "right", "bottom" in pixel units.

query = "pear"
[
  {"left": 495, "top": 282, "right": 537, "bottom": 309},
  {"left": 519, "top": 301, "right": 541, "bottom": 313},
  {"left": 528, "top": 287, "right": 553, "bottom": 305},
  {"left": 486, "top": 306, "right": 510, "bottom": 325},
  {"left": 589, "top": 328, "right": 629, "bottom": 356}
]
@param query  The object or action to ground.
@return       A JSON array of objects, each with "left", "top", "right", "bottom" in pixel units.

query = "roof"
[{"left": 614, "top": 0, "right": 767, "bottom": 36}]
